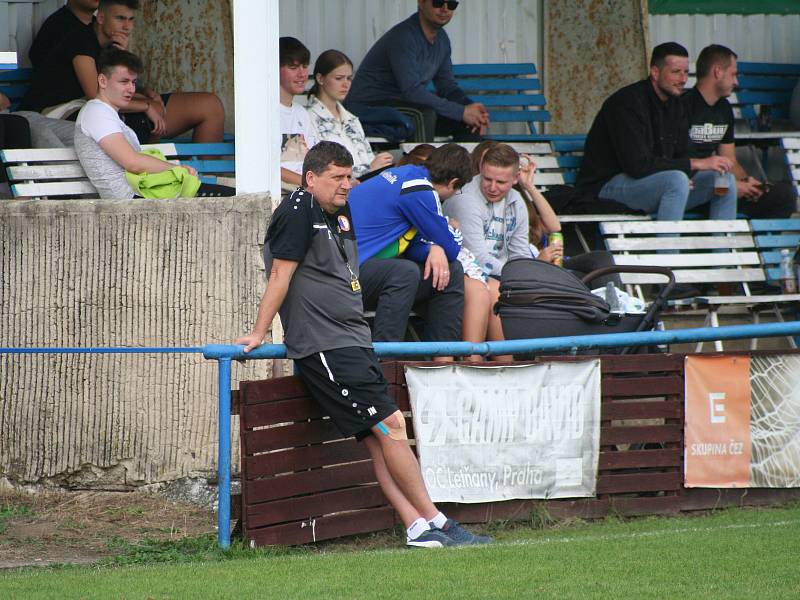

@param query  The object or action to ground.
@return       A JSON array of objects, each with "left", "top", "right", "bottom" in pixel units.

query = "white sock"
[
  {"left": 430, "top": 512, "right": 448, "bottom": 529},
  {"left": 406, "top": 517, "right": 431, "bottom": 540}
]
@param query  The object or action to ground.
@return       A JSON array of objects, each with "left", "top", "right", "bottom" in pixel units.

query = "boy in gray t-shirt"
[{"left": 73, "top": 47, "right": 198, "bottom": 199}]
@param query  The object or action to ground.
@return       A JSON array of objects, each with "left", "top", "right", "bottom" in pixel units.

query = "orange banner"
[{"left": 684, "top": 356, "right": 752, "bottom": 488}]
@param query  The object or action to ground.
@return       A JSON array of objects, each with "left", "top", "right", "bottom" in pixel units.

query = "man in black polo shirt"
[
  {"left": 576, "top": 42, "right": 737, "bottom": 221},
  {"left": 29, "top": 0, "right": 98, "bottom": 69},
  {"left": 684, "top": 44, "right": 796, "bottom": 219},
  {"left": 236, "top": 142, "right": 491, "bottom": 549}
]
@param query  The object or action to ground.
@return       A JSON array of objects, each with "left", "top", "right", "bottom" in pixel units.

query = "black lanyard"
[{"left": 320, "top": 210, "right": 361, "bottom": 292}]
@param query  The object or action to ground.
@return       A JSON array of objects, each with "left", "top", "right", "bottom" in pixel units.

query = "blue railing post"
[{"left": 217, "top": 356, "right": 233, "bottom": 549}]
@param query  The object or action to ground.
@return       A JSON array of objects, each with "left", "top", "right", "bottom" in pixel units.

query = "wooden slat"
[
  {"left": 245, "top": 460, "right": 377, "bottom": 505},
  {"left": 230, "top": 494, "right": 241, "bottom": 520},
  {"left": 241, "top": 396, "right": 325, "bottom": 428},
  {"left": 600, "top": 424, "right": 682, "bottom": 445},
  {"left": 240, "top": 376, "right": 308, "bottom": 405},
  {"left": 242, "top": 439, "right": 370, "bottom": 479},
  {"left": 605, "top": 235, "right": 754, "bottom": 251},
  {"left": 599, "top": 448, "right": 682, "bottom": 470},
  {"left": 754, "top": 233, "right": 800, "bottom": 247},
  {"left": 529, "top": 172, "right": 564, "bottom": 186},
  {"left": 453, "top": 63, "right": 537, "bottom": 76},
  {"left": 596, "top": 471, "right": 681, "bottom": 494},
  {"left": 246, "top": 506, "right": 395, "bottom": 547},
  {"left": 618, "top": 268, "right": 765, "bottom": 285},
  {"left": 244, "top": 419, "right": 345, "bottom": 454},
  {"left": 488, "top": 110, "right": 550, "bottom": 123},
  {"left": 692, "top": 293, "right": 800, "bottom": 306},
  {"left": 602, "top": 375, "right": 683, "bottom": 397},
  {"left": 612, "top": 252, "right": 760, "bottom": 268},
  {"left": 609, "top": 495, "right": 682, "bottom": 516},
  {"left": 601, "top": 399, "right": 682, "bottom": 420},
  {"left": 479, "top": 94, "right": 547, "bottom": 107},
  {"left": 1, "top": 147, "right": 79, "bottom": 162},
  {"left": 458, "top": 78, "right": 541, "bottom": 92},
  {"left": 783, "top": 148, "right": 800, "bottom": 161},
  {"left": 600, "top": 353, "right": 684, "bottom": 373},
  {"left": 559, "top": 214, "right": 650, "bottom": 224},
  {"left": 12, "top": 180, "right": 97, "bottom": 197},
  {"left": 246, "top": 484, "right": 387, "bottom": 529},
  {"left": 601, "top": 220, "right": 750, "bottom": 235},
  {"left": 8, "top": 164, "right": 87, "bottom": 180}
]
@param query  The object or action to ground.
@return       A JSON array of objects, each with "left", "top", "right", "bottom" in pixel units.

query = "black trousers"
[
  {"left": 736, "top": 181, "right": 796, "bottom": 219},
  {"left": 0, "top": 114, "right": 32, "bottom": 184},
  {"left": 360, "top": 256, "right": 464, "bottom": 342}
]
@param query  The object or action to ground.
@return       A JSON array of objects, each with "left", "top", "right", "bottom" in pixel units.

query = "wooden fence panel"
[{"left": 234, "top": 353, "right": 793, "bottom": 546}]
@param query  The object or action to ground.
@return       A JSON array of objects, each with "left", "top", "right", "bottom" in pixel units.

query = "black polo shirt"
[
  {"left": 683, "top": 86, "right": 735, "bottom": 159},
  {"left": 264, "top": 188, "right": 372, "bottom": 359}
]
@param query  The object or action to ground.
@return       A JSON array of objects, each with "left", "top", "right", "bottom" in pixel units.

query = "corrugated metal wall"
[
  {"left": 649, "top": 13, "right": 800, "bottom": 63},
  {"left": 0, "top": 0, "right": 61, "bottom": 68},
  {"left": 279, "top": 0, "right": 543, "bottom": 67}
]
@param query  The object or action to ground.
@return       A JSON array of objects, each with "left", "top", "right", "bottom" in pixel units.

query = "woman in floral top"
[{"left": 306, "top": 50, "right": 394, "bottom": 179}]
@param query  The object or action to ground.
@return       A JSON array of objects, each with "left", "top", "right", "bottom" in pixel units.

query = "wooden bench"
[
  {"left": 1, "top": 142, "right": 235, "bottom": 199},
  {"left": 600, "top": 219, "right": 800, "bottom": 351},
  {"left": 451, "top": 62, "right": 549, "bottom": 137},
  {"left": 751, "top": 218, "right": 800, "bottom": 284}
]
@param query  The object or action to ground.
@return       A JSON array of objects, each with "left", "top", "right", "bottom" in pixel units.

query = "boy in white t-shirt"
[
  {"left": 279, "top": 37, "right": 317, "bottom": 189},
  {"left": 74, "top": 48, "right": 232, "bottom": 199}
]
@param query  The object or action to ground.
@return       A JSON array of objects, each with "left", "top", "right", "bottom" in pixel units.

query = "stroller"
[{"left": 495, "top": 258, "right": 675, "bottom": 356}]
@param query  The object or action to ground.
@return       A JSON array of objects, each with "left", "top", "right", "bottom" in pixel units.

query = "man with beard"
[
  {"left": 345, "top": 0, "right": 489, "bottom": 141},
  {"left": 576, "top": 42, "right": 737, "bottom": 221}
]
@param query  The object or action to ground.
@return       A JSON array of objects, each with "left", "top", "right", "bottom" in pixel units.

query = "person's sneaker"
[
  {"left": 406, "top": 528, "right": 456, "bottom": 548},
  {"left": 436, "top": 519, "right": 493, "bottom": 545}
]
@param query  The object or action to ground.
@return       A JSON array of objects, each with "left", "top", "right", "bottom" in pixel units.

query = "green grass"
[{"left": 2, "top": 504, "right": 800, "bottom": 599}]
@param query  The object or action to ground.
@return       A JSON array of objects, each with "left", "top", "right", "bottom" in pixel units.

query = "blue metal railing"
[{"left": 5, "top": 320, "right": 800, "bottom": 549}]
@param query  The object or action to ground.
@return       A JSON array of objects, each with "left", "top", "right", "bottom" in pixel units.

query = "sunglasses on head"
[{"left": 432, "top": 0, "right": 459, "bottom": 10}]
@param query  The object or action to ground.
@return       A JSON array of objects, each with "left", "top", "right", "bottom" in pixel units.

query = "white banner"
[{"left": 405, "top": 361, "right": 601, "bottom": 503}]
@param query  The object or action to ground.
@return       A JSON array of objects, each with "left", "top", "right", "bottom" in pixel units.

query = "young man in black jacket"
[
  {"left": 576, "top": 42, "right": 737, "bottom": 221},
  {"left": 684, "top": 44, "right": 795, "bottom": 219}
]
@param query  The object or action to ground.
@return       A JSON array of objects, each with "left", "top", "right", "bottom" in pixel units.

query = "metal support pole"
[{"left": 217, "top": 357, "right": 233, "bottom": 549}]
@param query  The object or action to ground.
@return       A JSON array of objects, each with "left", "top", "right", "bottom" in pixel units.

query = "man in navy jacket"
[{"left": 346, "top": 0, "right": 489, "bottom": 141}]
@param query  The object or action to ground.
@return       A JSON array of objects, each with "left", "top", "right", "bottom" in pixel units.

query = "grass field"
[{"left": 2, "top": 503, "right": 799, "bottom": 599}]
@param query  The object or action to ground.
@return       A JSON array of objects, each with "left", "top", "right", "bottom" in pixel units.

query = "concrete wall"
[
  {"left": 544, "top": 0, "right": 650, "bottom": 134},
  {"left": 0, "top": 195, "right": 272, "bottom": 487}
]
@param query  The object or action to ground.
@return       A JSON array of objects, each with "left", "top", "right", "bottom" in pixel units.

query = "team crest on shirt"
[{"left": 337, "top": 215, "right": 351, "bottom": 231}]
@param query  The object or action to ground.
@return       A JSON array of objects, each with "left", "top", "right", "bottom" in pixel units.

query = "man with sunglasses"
[{"left": 346, "top": 0, "right": 489, "bottom": 142}]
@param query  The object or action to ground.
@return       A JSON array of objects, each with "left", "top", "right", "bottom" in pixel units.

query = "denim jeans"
[{"left": 599, "top": 170, "right": 738, "bottom": 220}]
